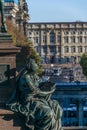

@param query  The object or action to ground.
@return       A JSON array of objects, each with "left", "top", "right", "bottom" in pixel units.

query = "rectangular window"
[
  {"left": 34, "top": 37, "right": 39, "bottom": 44},
  {"left": 43, "top": 46, "right": 47, "bottom": 53},
  {"left": 78, "top": 46, "right": 83, "bottom": 53},
  {"left": 58, "top": 35, "right": 61, "bottom": 43},
  {"left": 50, "top": 32, "right": 55, "bottom": 43},
  {"left": 50, "top": 47, "right": 56, "bottom": 54},
  {"left": 43, "top": 35, "right": 47, "bottom": 43},
  {"left": 71, "top": 36, "right": 75, "bottom": 43},
  {"left": 71, "top": 46, "right": 76, "bottom": 53},
  {"left": 64, "top": 46, "right": 69, "bottom": 53},
  {"left": 64, "top": 37, "right": 68, "bottom": 43},
  {"left": 77, "top": 36, "right": 82, "bottom": 43}
]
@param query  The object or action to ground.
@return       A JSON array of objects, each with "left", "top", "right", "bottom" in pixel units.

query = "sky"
[{"left": 26, "top": 0, "right": 87, "bottom": 23}]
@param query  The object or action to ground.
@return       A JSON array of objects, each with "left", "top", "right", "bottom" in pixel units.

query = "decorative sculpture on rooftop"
[
  {"left": 0, "top": 0, "right": 7, "bottom": 32},
  {"left": 6, "top": 57, "right": 63, "bottom": 130}
]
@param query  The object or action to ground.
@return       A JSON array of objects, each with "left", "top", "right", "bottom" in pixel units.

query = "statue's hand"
[{"left": 39, "top": 81, "right": 56, "bottom": 92}]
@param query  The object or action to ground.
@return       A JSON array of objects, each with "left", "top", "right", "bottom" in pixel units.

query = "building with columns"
[
  {"left": 16, "top": 0, "right": 30, "bottom": 35},
  {"left": 4, "top": 0, "right": 29, "bottom": 36},
  {"left": 27, "top": 22, "right": 87, "bottom": 64},
  {"left": 4, "top": 0, "right": 18, "bottom": 24}
]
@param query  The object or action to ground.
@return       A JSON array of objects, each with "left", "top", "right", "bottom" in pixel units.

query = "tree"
[
  {"left": 80, "top": 53, "right": 87, "bottom": 77},
  {"left": 6, "top": 18, "right": 42, "bottom": 74}
]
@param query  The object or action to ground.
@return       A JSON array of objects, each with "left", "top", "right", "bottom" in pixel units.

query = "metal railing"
[{"left": 56, "top": 82, "right": 87, "bottom": 86}]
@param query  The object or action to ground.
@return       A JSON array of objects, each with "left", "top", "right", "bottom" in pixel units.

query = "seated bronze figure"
[{"left": 6, "top": 58, "right": 63, "bottom": 130}]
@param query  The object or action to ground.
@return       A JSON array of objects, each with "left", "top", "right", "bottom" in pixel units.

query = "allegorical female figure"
[
  {"left": 6, "top": 58, "right": 63, "bottom": 130},
  {"left": 0, "top": 0, "right": 7, "bottom": 32}
]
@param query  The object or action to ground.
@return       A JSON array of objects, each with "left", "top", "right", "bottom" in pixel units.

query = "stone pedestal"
[
  {"left": 0, "top": 109, "right": 28, "bottom": 130},
  {"left": 0, "top": 33, "right": 20, "bottom": 106}
]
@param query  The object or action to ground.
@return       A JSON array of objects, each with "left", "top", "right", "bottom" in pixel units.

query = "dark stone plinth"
[
  {"left": 0, "top": 33, "right": 20, "bottom": 52},
  {"left": 0, "top": 33, "right": 13, "bottom": 42},
  {"left": 0, "top": 33, "right": 20, "bottom": 106}
]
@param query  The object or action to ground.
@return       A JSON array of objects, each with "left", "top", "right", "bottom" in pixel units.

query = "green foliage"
[
  {"left": 6, "top": 18, "right": 43, "bottom": 75},
  {"left": 27, "top": 49, "right": 43, "bottom": 75},
  {"left": 16, "top": 44, "right": 43, "bottom": 75},
  {"left": 80, "top": 53, "right": 87, "bottom": 76}
]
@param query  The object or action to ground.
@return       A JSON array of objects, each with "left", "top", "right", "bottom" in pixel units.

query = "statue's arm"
[{"left": 25, "top": 74, "right": 55, "bottom": 97}]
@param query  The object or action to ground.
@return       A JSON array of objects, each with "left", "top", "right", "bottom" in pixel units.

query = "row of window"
[
  {"left": 64, "top": 36, "right": 87, "bottom": 43},
  {"left": 29, "top": 34, "right": 87, "bottom": 44},
  {"left": 42, "top": 46, "right": 87, "bottom": 53},
  {"left": 29, "top": 35, "right": 87, "bottom": 44},
  {"left": 64, "top": 46, "right": 87, "bottom": 53},
  {"left": 64, "top": 56, "right": 81, "bottom": 63},
  {"left": 64, "top": 31, "right": 87, "bottom": 35},
  {"left": 42, "top": 46, "right": 56, "bottom": 53}
]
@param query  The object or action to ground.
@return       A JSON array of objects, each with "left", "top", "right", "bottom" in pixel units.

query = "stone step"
[{"left": 0, "top": 108, "right": 28, "bottom": 130}]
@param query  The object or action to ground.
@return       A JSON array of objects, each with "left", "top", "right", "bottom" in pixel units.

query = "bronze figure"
[
  {"left": 6, "top": 58, "right": 63, "bottom": 130},
  {"left": 0, "top": 0, "right": 7, "bottom": 32}
]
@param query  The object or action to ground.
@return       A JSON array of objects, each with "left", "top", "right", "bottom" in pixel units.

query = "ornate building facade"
[
  {"left": 4, "top": 0, "right": 18, "bottom": 24},
  {"left": 27, "top": 22, "right": 87, "bottom": 64},
  {"left": 4, "top": 0, "right": 29, "bottom": 35}
]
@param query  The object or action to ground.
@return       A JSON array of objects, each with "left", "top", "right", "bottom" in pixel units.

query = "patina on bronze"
[
  {"left": 6, "top": 58, "right": 63, "bottom": 130},
  {"left": 0, "top": 0, "right": 7, "bottom": 32}
]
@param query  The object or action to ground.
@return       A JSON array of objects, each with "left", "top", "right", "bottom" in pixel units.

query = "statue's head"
[{"left": 25, "top": 58, "right": 38, "bottom": 73}]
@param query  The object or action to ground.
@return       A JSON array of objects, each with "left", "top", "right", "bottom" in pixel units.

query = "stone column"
[
  {"left": 77, "top": 99, "right": 83, "bottom": 126},
  {"left": 55, "top": 31, "right": 58, "bottom": 63},
  {"left": 83, "top": 46, "right": 85, "bottom": 53},
  {"left": 46, "top": 32, "right": 50, "bottom": 58},
  {"left": 40, "top": 30, "right": 43, "bottom": 45}
]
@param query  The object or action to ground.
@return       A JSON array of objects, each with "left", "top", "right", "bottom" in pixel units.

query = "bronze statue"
[
  {"left": 6, "top": 58, "right": 63, "bottom": 130},
  {"left": 0, "top": 0, "right": 7, "bottom": 32}
]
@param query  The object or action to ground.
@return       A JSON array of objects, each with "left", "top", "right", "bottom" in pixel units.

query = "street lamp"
[
  {"left": 51, "top": 64, "right": 54, "bottom": 68},
  {"left": 50, "top": 64, "right": 54, "bottom": 75}
]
